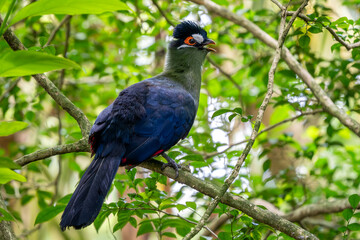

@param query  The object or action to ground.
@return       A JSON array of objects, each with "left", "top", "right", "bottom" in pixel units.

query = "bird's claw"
[{"left": 161, "top": 153, "right": 181, "bottom": 179}]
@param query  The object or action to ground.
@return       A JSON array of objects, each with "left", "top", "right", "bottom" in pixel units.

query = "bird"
[{"left": 60, "top": 20, "right": 215, "bottom": 230}]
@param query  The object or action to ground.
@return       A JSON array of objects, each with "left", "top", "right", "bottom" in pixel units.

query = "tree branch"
[
  {"left": 187, "top": 109, "right": 323, "bottom": 160},
  {"left": 0, "top": 78, "right": 21, "bottom": 103},
  {"left": 44, "top": 15, "right": 72, "bottom": 47},
  {"left": 0, "top": 193, "right": 16, "bottom": 240},
  {"left": 15, "top": 138, "right": 90, "bottom": 167},
  {"left": 139, "top": 159, "right": 318, "bottom": 240},
  {"left": 285, "top": 198, "right": 358, "bottom": 222},
  {"left": 186, "top": 0, "right": 360, "bottom": 137},
  {"left": 285, "top": 11, "right": 360, "bottom": 51},
  {"left": 0, "top": 16, "right": 91, "bottom": 137},
  {"left": 183, "top": 2, "right": 309, "bottom": 238}
]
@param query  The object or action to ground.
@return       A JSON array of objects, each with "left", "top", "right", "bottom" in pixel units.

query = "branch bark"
[
  {"left": 15, "top": 138, "right": 90, "bottom": 166},
  {"left": 183, "top": 1, "right": 310, "bottom": 238},
  {"left": 285, "top": 198, "right": 357, "bottom": 222},
  {"left": 0, "top": 193, "right": 16, "bottom": 240},
  {"left": 140, "top": 159, "right": 318, "bottom": 240},
  {"left": 186, "top": 0, "right": 360, "bottom": 137}
]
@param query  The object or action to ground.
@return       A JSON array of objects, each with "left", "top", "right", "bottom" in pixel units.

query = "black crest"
[{"left": 173, "top": 21, "right": 207, "bottom": 39}]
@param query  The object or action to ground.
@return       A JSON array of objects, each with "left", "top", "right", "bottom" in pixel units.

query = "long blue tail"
[{"left": 60, "top": 151, "right": 121, "bottom": 230}]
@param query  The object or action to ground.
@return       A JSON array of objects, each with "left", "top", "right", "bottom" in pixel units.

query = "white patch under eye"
[
  {"left": 192, "top": 34, "right": 204, "bottom": 43},
  {"left": 177, "top": 44, "right": 196, "bottom": 49}
]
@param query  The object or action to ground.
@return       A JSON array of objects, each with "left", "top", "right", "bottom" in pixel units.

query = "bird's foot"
[{"left": 161, "top": 153, "right": 181, "bottom": 179}]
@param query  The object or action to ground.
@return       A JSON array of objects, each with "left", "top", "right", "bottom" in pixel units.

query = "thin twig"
[
  {"left": 206, "top": 57, "right": 242, "bottom": 92},
  {"left": 151, "top": 0, "right": 176, "bottom": 27},
  {"left": 0, "top": 78, "right": 21, "bottom": 103},
  {"left": 52, "top": 18, "right": 71, "bottom": 204},
  {"left": 198, "top": 109, "right": 323, "bottom": 159},
  {"left": 139, "top": 159, "right": 319, "bottom": 239},
  {"left": 186, "top": 0, "right": 360, "bottom": 137},
  {"left": 44, "top": 15, "right": 72, "bottom": 47},
  {"left": 285, "top": 11, "right": 360, "bottom": 50},
  {"left": 0, "top": 0, "right": 16, "bottom": 37},
  {"left": 183, "top": 1, "right": 309, "bottom": 239}
]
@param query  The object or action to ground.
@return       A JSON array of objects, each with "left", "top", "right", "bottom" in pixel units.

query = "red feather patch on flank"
[
  {"left": 152, "top": 149, "right": 164, "bottom": 157},
  {"left": 121, "top": 158, "right": 127, "bottom": 164}
]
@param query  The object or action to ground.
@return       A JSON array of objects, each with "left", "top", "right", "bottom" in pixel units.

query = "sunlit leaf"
[
  {"left": 0, "top": 121, "right": 28, "bottom": 136},
  {"left": 0, "top": 168, "right": 26, "bottom": 184},
  {"left": 10, "top": 0, "right": 131, "bottom": 25},
  {"left": 34, "top": 205, "right": 65, "bottom": 224},
  {"left": 0, "top": 51, "right": 80, "bottom": 77},
  {"left": 349, "top": 194, "right": 360, "bottom": 209}
]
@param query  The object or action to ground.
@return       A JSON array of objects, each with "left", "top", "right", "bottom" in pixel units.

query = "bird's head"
[{"left": 170, "top": 21, "right": 216, "bottom": 53}]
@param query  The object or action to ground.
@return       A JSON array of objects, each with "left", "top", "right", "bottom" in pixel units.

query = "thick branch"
[
  {"left": 15, "top": 138, "right": 90, "bottom": 166},
  {"left": 183, "top": 2, "right": 309, "bottom": 238},
  {"left": 285, "top": 198, "right": 356, "bottom": 222},
  {"left": 0, "top": 193, "right": 16, "bottom": 240},
  {"left": 0, "top": 16, "right": 91, "bottom": 137},
  {"left": 186, "top": 0, "right": 360, "bottom": 137},
  {"left": 139, "top": 159, "right": 318, "bottom": 240}
]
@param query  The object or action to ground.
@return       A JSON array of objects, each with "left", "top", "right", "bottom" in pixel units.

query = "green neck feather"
[{"left": 161, "top": 46, "right": 208, "bottom": 106}]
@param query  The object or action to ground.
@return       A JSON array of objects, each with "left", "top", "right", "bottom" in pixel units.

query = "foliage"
[{"left": 1, "top": 0, "right": 360, "bottom": 239}]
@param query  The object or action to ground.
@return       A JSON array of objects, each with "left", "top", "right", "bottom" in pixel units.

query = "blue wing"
[
  {"left": 121, "top": 79, "right": 196, "bottom": 165},
  {"left": 61, "top": 79, "right": 196, "bottom": 229}
]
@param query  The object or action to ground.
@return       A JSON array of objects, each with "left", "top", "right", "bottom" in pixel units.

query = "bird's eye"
[{"left": 184, "top": 36, "right": 196, "bottom": 46}]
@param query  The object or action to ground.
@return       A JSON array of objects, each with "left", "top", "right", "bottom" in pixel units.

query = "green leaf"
[
  {"left": 0, "top": 168, "right": 27, "bottom": 184},
  {"left": 185, "top": 201, "right": 196, "bottom": 210},
  {"left": 228, "top": 113, "right": 237, "bottom": 122},
  {"left": 10, "top": 0, "right": 131, "bottom": 26},
  {"left": 233, "top": 107, "right": 243, "bottom": 115},
  {"left": 316, "top": 16, "right": 331, "bottom": 26},
  {"left": 342, "top": 208, "right": 353, "bottom": 221},
  {"left": 94, "top": 210, "right": 111, "bottom": 232},
  {"left": 113, "top": 209, "right": 132, "bottom": 231},
  {"left": 211, "top": 109, "right": 232, "bottom": 119},
  {"left": 137, "top": 221, "right": 154, "bottom": 236},
  {"left": 34, "top": 205, "right": 65, "bottom": 224},
  {"left": 349, "top": 194, "right": 360, "bottom": 209},
  {"left": 39, "top": 36, "right": 47, "bottom": 47},
  {"left": 0, "top": 121, "right": 28, "bottom": 137},
  {"left": 163, "top": 232, "right": 177, "bottom": 238},
  {"left": 262, "top": 159, "right": 271, "bottom": 171},
  {"left": 299, "top": 35, "right": 310, "bottom": 48},
  {"left": 0, "top": 51, "right": 80, "bottom": 77},
  {"left": 180, "top": 154, "right": 203, "bottom": 162},
  {"left": 0, "top": 207, "right": 15, "bottom": 221},
  {"left": 348, "top": 223, "right": 360, "bottom": 231},
  {"left": 308, "top": 26, "right": 323, "bottom": 34},
  {"left": 218, "top": 232, "right": 232, "bottom": 240},
  {"left": 128, "top": 217, "right": 137, "bottom": 228},
  {"left": 0, "top": 157, "right": 21, "bottom": 169}
]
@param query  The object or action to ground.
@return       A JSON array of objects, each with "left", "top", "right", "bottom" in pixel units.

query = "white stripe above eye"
[
  {"left": 177, "top": 44, "right": 196, "bottom": 49},
  {"left": 192, "top": 34, "right": 204, "bottom": 43}
]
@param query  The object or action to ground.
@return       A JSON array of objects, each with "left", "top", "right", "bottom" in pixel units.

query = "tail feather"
[{"left": 60, "top": 151, "right": 121, "bottom": 230}]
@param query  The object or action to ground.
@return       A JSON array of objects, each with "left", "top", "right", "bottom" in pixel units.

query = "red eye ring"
[{"left": 184, "top": 36, "right": 196, "bottom": 46}]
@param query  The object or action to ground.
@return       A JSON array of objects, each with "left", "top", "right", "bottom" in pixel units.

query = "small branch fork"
[
  {"left": 186, "top": 0, "right": 360, "bottom": 138},
  {"left": 0, "top": 3, "right": 351, "bottom": 240},
  {"left": 183, "top": 1, "right": 313, "bottom": 240},
  {"left": 182, "top": 109, "right": 323, "bottom": 159}
]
